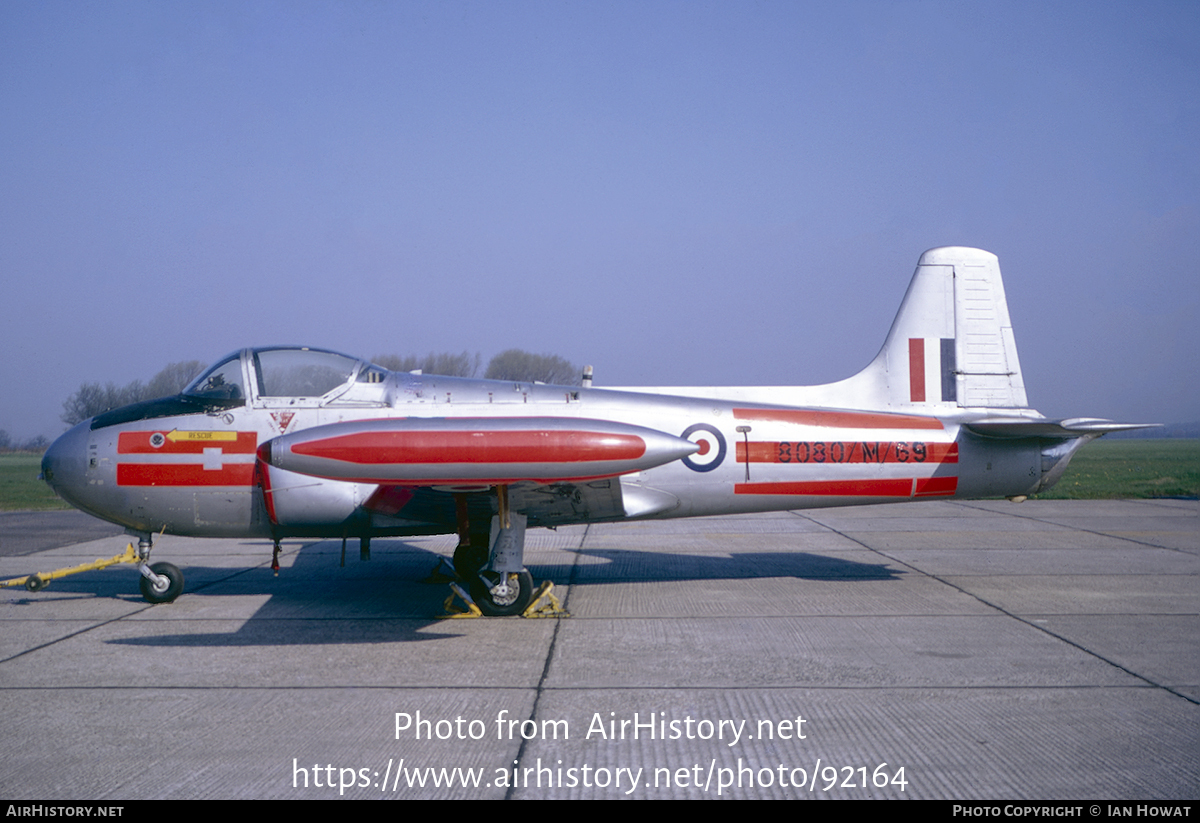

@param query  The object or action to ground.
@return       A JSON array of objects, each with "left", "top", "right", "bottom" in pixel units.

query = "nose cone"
[{"left": 42, "top": 421, "right": 92, "bottom": 510}]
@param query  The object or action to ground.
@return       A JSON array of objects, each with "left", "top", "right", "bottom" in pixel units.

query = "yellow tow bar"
[{"left": 0, "top": 543, "right": 140, "bottom": 593}]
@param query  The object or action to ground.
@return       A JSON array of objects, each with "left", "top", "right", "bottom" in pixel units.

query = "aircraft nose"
[{"left": 42, "top": 422, "right": 91, "bottom": 508}]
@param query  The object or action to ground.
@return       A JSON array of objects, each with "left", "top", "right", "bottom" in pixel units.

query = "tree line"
[
  {"left": 60, "top": 350, "right": 580, "bottom": 426},
  {"left": 0, "top": 430, "right": 50, "bottom": 452},
  {"left": 370, "top": 350, "right": 577, "bottom": 385},
  {"left": 61, "top": 361, "right": 208, "bottom": 427}
]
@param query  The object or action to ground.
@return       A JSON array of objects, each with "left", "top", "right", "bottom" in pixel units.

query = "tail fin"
[
  {"left": 850, "top": 246, "right": 1029, "bottom": 411},
  {"left": 611, "top": 247, "right": 1033, "bottom": 412}
]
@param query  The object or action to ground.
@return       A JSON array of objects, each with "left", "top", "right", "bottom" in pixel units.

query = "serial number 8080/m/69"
[{"left": 763, "top": 440, "right": 952, "bottom": 464}]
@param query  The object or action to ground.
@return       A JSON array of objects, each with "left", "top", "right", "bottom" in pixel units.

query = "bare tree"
[
  {"left": 60, "top": 360, "right": 207, "bottom": 427},
  {"left": 145, "top": 360, "right": 206, "bottom": 399},
  {"left": 61, "top": 381, "right": 147, "bottom": 426},
  {"left": 20, "top": 434, "right": 49, "bottom": 452},
  {"left": 484, "top": 349, "right": 579, "bottom": 385},
  {"left": 371, "top": 351, "right": 481, "bottom": 377}
]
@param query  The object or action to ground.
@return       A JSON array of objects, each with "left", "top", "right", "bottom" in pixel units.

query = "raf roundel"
[{"left": 680, "top": 423, "right": 726, "bottom": 472}]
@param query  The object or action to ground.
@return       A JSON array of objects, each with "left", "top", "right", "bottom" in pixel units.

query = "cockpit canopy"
[
  {"left": 183, "top": 347, "right": 388, "bottom": 404},
  {"left": 254, "top": 348, "right": 360, "bottom": 397},
  {"left": 182, "top": 352, "right": 246, "bottom": 400},
  {"left": 89, "top": 347, "right": 389, "bottom": 430}
]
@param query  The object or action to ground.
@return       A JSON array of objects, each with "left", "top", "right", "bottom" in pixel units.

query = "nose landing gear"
[
  {"left": 135, "top": 537, "right": 184, "bottom": 604},
  {"left": 1, "top": 536, "right": 185, "bottom": 604},
  {"left": 138, "top": 561, "right": 184, "bottom": 604}
]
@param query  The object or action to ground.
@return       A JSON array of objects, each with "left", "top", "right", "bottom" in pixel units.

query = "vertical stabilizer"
[
  {"left": 861, "top": 246, "right": 1028, "bottom": 411},
  {"left": 608, "top": 246, "right": 1033, "bottom": 413}
]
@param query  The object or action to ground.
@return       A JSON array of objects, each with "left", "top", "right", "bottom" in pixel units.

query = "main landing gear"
[
  {"left": 469, "top": 570, "right": 535, "bottom": 617},
  {"left": 451, "top": 487, "right": 534, "bottom": 617}
]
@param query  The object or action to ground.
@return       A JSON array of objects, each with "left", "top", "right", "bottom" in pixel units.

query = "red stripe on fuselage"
[
  {"left": 289, "top": 430, "right": 647, "bottom": 465},
  {"left": 734, "top": 477, "right": 958, "bottom": 497},
  {"left": 117, "top": 464, "right": 255, "bottom": 486},
  {"left": 732, "top": 408, "right": 943, "bottom": 430},
  {"left": 914, "top": 476, "right": 958, "bottom": 497}
]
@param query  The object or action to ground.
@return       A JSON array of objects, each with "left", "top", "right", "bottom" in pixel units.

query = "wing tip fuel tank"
[{"left": 262, "top": 417, "right": 700, "bottom": 484}]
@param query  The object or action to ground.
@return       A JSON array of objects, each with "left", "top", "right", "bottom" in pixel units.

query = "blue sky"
[{"left": 2, "top": 1, "right": 1197, "bottom": 440}]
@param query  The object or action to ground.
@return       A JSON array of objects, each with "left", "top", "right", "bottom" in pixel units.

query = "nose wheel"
[
  {"left": 138, "top": 561, "right": 184, "bottom": 604},
  {"left": 134, "top": 537, "right": 184, "bottom": 604}
]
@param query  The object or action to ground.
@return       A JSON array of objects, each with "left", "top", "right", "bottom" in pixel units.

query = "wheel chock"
[
  {"left": 522, "top": 581, "right": 569, "bottom": 618},
  {"left": 440, "top": 579, "right": 568, "bottom": 618},
  {"left": 1, "top": 543, "right": 140, "bottom": 593},
  {"left": 440, "top": 582, "right": 483, "bottom": 618},
  {"left": 423, "top": 557, "right": 458, "bottom": 584}
]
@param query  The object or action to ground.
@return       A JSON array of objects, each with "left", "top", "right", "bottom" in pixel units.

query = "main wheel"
[
  {"left": 139, "top": 562, "right": 184, "bottom": 604},
  {"left": 469, "top": 570, "right": 533, "bottom": 617}
]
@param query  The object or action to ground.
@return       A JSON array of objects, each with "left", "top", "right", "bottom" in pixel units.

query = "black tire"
[
  {"left": 24, "top": 575, "right": 45, "bottom": 593},
  {"left": 139, "top": 562, "right": 184, "bottom": 604},
  {"left": 469, "top": 570, "right": 533, "bottom": 617}
]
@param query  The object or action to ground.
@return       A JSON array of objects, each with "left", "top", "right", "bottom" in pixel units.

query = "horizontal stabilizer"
[{"left": 965, "top": 418, "right": 1161, "bottom": 439}]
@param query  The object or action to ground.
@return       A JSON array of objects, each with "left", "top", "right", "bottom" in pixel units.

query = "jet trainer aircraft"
[{"left": 41, "top": 247, "right": 1150, "bottom": 614}]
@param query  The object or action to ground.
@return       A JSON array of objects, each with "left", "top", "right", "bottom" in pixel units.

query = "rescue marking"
[
  {"left": 117, "top": 431, "right": 258, "bottom": 486},
  {"left": 119, "top": 431, "right": 257, "bottom": 454},
  {"left": 270, "top": 411, "right": 296, "bottom": 433},
  {"left": 168, "top": 430, "right": 237, "bottom": 442}
]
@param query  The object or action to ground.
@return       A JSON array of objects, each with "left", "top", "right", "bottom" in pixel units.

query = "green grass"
[
  {"left": 1034, "top": 439, "right": 1200, "bottom": 500},
  {"left": 0, "top": 453, "right": 71, "bottom": 511},
  {"left": 1, "top": 439, "right": 1196, "bottom": 511}
]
